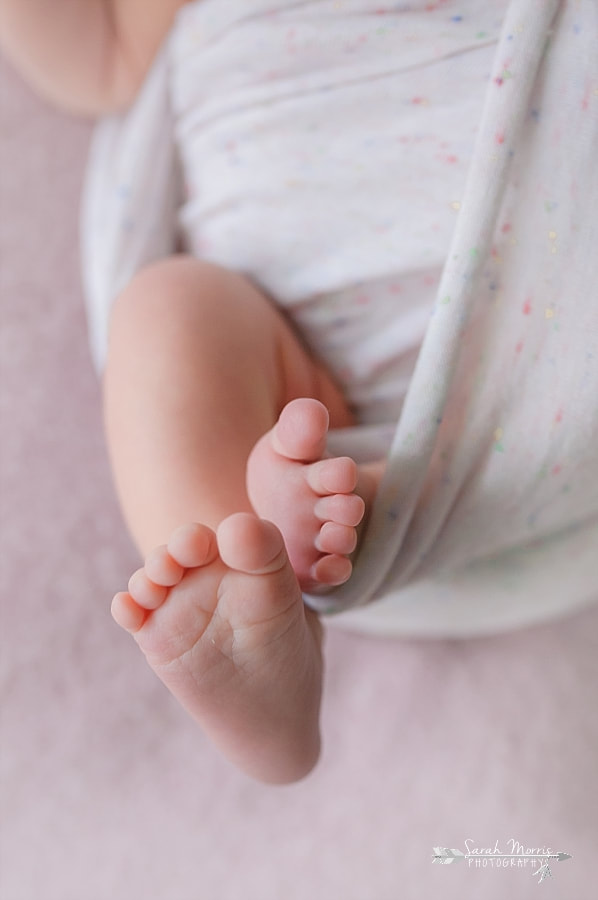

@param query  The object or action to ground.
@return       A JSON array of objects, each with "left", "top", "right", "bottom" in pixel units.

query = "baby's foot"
[
  {"left": 246, "top": 398, "right": 366, "bottom": 592},
  {"left": 111, "top": 513, "right": 323, "bottom": 783}
]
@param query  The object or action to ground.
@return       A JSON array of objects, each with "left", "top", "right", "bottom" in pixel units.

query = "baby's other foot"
[
  {"left": 111, "top": 514, "right": 323, "bottom": 783},
  {"left": 247, "top": 398, "right": 365, "bottom": 592}
]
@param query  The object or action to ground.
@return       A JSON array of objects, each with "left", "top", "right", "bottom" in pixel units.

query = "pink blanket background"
[{"left": 1, "top": 56, "right": 597, "bottom": 899}]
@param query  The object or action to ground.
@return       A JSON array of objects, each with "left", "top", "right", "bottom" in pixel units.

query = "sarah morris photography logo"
[{"left": 432, "top": 838, "right": 572, "bottom": 885}]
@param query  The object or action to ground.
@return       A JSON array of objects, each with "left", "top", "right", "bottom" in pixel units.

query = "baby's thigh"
[{"left": 110, "top": 255, "right": 352, "bottom": 424}]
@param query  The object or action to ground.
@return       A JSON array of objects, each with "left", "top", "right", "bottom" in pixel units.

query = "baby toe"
[
  {"left": 312, "top": 554, "right": 352, "bottom": 586},
  {"left": 307, "top": 457, "right": 358, "bottom": 495},
  {"left": 314, "top": 493, "right": 365, "bottom": 527},
  {"left": 144, "top": 545, "right": 185, "bottom": 587},
  {"left": 217, "top": 513, "right": 287, "bottom": 576},
  {"left": 127, "top": 568, "right": 168, "bottom": 610},
  {"left": 273, "top": 398, "right": 329, "bottom": 462},
  {"left": 167, "top": 523, "right": 218, "bottom": 569},
  {"left": 111, "top": 591, "right": 148, "bottom": 633},
  {"left": 315, "top": 522, "right": 357, "bottom": 556}
]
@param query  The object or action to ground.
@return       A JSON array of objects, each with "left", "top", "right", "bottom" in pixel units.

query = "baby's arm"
[{"left": 0, "top": 0, "right": 188, "bottom": 115}]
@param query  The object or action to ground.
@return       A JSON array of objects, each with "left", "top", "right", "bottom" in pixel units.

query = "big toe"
[
  {"left": 216, "top": 513, "right": 304, "bottom": 627},
  {"left": 217, "top": 513, "right": 289, "bottom": 576},
  {"left": 272, "top": 398, "right": 329, "bottom": 462}
]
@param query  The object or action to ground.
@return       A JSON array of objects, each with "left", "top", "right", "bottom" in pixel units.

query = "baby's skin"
[
  {"left": 112, "top": 399, "right": 379, "bottom": 783},
  {"left": 1, "top": 0, "right": 387, "bottom": 786}
]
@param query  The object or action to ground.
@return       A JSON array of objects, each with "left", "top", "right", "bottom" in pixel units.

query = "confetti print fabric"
[{"left": 81, "top": 0, "right": 598, "bottom": 636}]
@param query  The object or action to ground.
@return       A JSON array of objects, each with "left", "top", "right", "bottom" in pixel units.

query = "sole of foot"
[{"left": 112, "top": 512, "right": 323, "bottom": 783}]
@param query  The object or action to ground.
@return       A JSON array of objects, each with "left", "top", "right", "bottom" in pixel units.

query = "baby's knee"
[
  {"left": 111, "top": 256, "right": 240, "bottom": 323},
  {"left": 107, "top": 254, "right": 286, "bottom": 371}
]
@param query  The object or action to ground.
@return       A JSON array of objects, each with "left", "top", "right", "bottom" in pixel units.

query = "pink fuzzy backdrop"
[{"left": 1, "top": 55, "right": 597, "bottom": 900}]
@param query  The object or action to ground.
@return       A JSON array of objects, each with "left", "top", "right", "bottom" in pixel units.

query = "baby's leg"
[
  {"left": 105, "top": 256, "right": 369, "bottom": 781},
  {"left": 103, "top": 256, "right": 354, "bottom": 554}
]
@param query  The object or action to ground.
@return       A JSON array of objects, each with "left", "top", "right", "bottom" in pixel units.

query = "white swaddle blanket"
[{"left": 81, "top": 0, "right": 598, "bottom": 636}]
